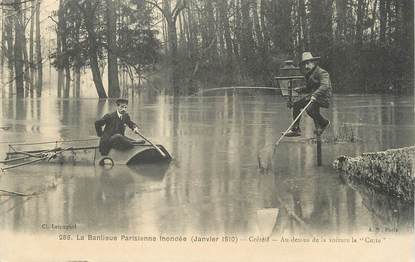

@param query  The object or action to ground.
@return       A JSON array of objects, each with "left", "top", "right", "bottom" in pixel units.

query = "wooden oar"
[{"left": 136, "top": 131, "right": 166, "bottom": 158}]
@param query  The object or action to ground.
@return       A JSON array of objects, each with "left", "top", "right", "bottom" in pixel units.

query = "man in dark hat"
[
  {"left": 95, "top": 98, "right": 142, "bottom": 155},
  {"left": 285, "top": 52, "right": 332, "bottom": 137}
]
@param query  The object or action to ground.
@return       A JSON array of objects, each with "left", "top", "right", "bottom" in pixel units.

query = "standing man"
[
  {"left": 285, "top": 52, "right": 332, "bottom": 137},
  {"left": 95, "top": 98, "right": 141, "bottom": 155}
]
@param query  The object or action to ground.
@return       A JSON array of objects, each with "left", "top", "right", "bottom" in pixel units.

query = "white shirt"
[{"left": 117, "top": 111, "right": 123, "bottom": 120}]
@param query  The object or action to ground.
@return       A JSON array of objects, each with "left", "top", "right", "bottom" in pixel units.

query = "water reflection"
[
  {"left": 343, "top": 176, "right": 414, "bottom": 232},
  {"left": 0, "top": 94, "right": 413, "bottom": 236}
]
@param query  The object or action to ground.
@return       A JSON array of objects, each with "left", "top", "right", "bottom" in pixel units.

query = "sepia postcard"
[{"left": 0, "top": 0, "right": 413, "bottom": 261}]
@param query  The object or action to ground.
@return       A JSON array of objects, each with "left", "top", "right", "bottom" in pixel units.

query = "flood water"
[{"left": 0, "top": 93, "right": 413, "bottom": 237}]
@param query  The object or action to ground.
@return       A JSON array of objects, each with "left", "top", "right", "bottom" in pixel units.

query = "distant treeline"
[
  {"left": 166, "top": 0, "right": 414, "bottom": 94},
  {"left": 1, "top": 0, "right": 413, "bottom": 97}
]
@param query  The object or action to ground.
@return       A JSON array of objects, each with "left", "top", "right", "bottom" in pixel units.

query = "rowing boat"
[{"left": 2, "top": 140, "right": 172, "bottom": 170}]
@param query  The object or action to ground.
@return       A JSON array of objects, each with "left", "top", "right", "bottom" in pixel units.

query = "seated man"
[
  {"left": 286, "top": 52, "right": 332, "bottom": 137},
  {"left": 95, "top": 98, "right": 141, "bottom": 155}
]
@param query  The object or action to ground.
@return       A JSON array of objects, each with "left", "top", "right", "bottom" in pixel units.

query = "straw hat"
[{"left": 299, "top": 52, "right": 320, "bottom": 65}]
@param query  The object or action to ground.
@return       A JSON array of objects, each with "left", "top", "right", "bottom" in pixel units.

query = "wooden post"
[{"left": 316, "top": 131, "right": 322, "bottom": 166}]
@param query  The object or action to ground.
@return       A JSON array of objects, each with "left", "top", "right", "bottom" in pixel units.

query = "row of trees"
[
  {"left": 0, "top": 0, "right": 413, "bottom": 97},
  {"left": 51, "top": 0, "right": 160, "bottom": 98},
  {"left": 163, "top": 0, "right": 413, "bottom": 93},
  {"left": 0, "top": 0, "right": 160, "bottom": 98},
  {"left": 1, "top": 0, "right": 43, "bottom": 97}
]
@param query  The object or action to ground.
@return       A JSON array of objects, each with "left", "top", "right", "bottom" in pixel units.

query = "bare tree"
[
  {"left": 105, "top": 0, "right": 120, "bottom": 98},
  {"left": 146, "top": 0, "right": 186, "bottom": 94},
  {"left": 14, "top": 1, "right": 25, "bottom": 97},
  {"left": 75, "top": 0, "right": 107, "bottom": 98}
]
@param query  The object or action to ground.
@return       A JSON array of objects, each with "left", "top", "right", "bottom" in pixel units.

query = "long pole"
[
  {"left": 1, "top": 157, "right": 48, "bottom": 171},
  {"left": 1, "top": 147, "right": 74, "bottom": 171},
  {"left": 0, "top": 155, "right": 33, "bottom": 164},
  {"left": 273, "top": 100, "right": 313, "bottom": 153},
  {"left": 136, "top": 131, "right": 166, "bottom": 158}
]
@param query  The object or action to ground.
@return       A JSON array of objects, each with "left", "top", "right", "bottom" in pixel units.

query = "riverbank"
[{"left": 333, "top": 146, "right": 415, "bottom": 202}]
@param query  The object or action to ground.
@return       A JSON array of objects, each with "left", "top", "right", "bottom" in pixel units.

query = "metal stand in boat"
[{"left": 274, "top": 60, "right": 304, "bottom": 102}]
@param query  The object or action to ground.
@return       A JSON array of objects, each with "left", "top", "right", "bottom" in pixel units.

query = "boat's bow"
[{"left": 99, "top": 144, "right": 172, "bottom": 166}]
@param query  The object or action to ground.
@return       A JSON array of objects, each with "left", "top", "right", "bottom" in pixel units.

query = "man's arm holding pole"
[{"left": 95, "top": 114, "right": 110, "bottom": 137}]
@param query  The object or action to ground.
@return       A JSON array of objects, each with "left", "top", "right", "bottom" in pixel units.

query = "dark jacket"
[
  {"left": 95, "top": 111, "right": 138, "bottom": 154},
  {"left": 303, "top": 65, "right": 332, "bottom": 108}
]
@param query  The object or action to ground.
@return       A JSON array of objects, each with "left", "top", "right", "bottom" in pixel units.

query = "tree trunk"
[
  {"left": 371, "top": 0, "right": 378, "bottom": 42},
  {"left": 0, "top": 7, "right": 3, "bottom": 70},
  {"left": 394, "top": 0, "right": 401, "bottom": 42},
  {"left": 178, "top": 12, "right": 185, "bottom": 48},
  {"left": 64, "top": 67, "right": 71, "bottom": 97},
  {"left": 309, "top": 0, "right": 332, "bottom": 53},
  {"left": 216, "top": 5, "right": 225, "bottom": 58},
  {"left": 167, "top": 18, "right": 179, "bottom": 94},
  {"left": 299, "top": 0, "right": 309, "bottom": 49},
  {"left": 74, "top": 66, "right": 81, "bottom": 98},
  {"left": 183, "top": 8, "right": 191, "bottom": 57},
  {"left": 355, "top": 0, "right": 365, "bottom": 47},
  {"left": 88, "top": 34, "right": 107, "bottom": 98},
  {"left": 205, "top": 0, "right": 217, "bottom": 60},
  {"left": 88, "top": 35, "right": 107, "bottom": 99},
  {"left": 29, "top": 1, "right": 35, "bottom": 95},
  {"left": 3, "top": 4, "right": 15, "bottom": 96},
  {"left": 222, "top": 2, "right": 234, "bottom": 62},
  {"left": 22, "top": 0, "right": 31, "bottom": 97},
  {"left": 57, "top": 72, "right": 64, "bottom": 98},
  {"left": 240, "top": 0, "right": 253, "bottom": 76},
  {"left": 35, "top": 0, "right": 42, "bottom": 97},
  {"left": 385, "top": 0, "right": 392, "bottom": 41},
  {"left": 167, "top": 21, "right": 177, "bottom": 66},
  {"left": 57, "top": 0, "right": 63, "bottom": 98},
  {"left": 157, "top": 0, "right": 181, "bottom": 94},
  {"left": 233, "top": 0, "right": 241, "bottom": 57},
  {"left": 232, "top": 0, "right": 241, "bottom": 78},
  {"left": 379, "top": 0, "right": 387, "bottom": 43},
  {"left": 260, "top": 0, "right": 270, "bottom": 54},
  {"left": 0, "top": 8, "right": 4, "bottom": 95},
  {"left": 186, "top": 2, "right": 197, "bottom": 57},
  {"left": 401, "top": 0, "right": 413, "bottom": 52},
  {"left": 14, "top": 5, "right": 24, "bottom": 98},
  {"left": 335, "top": 0, "right": 346, "bottom": 41},
  {"left": 59, "top": 2, "right": 70, "bottom": 98},
  {"left": 83, "top": 3, "right": 107, "bottom": 98},
  {"left": 22, "top": 25, "right": 30, "bottom": 97},
  {"left": 252, "top": 1, "right": 264, "bottom": 53},
  {"left": 105, "top": 0, "right": 120, "bottom": 98}
]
